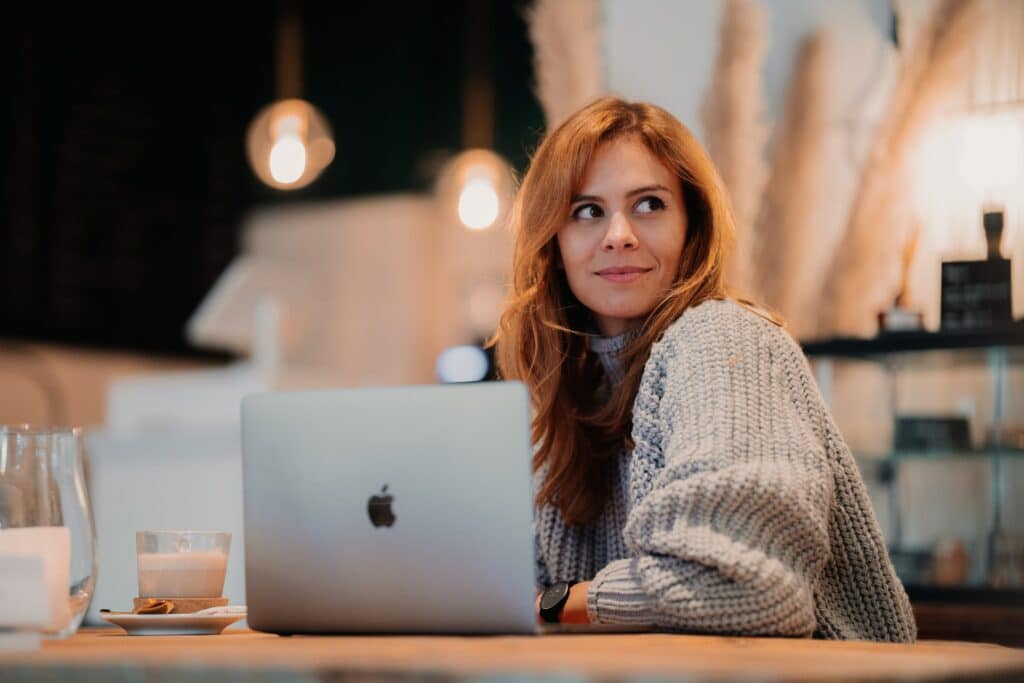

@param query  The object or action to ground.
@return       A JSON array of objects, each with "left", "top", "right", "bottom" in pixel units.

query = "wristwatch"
[{"left": 539, "top": 581, "right": 578, "bottom": 624}]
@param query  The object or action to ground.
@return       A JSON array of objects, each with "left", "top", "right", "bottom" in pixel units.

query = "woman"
[{"left": 492, "top": 97, "right": 916, "bottom": 641}]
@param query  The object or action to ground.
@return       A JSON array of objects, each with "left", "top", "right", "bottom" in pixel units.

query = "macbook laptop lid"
[{"left": 241, "top": 381, "right": 537, "bottom": 634}]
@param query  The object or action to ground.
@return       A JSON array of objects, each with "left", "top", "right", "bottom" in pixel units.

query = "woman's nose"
[{"left": 602, "top": 211, "right": 638, "bottom": 251}]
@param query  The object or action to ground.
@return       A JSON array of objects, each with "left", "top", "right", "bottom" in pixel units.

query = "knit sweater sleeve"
[
  {"left": 586, "top": 303, "right": 835, "bottom": 636},
  {"left": 534, "top": 520, "right": 553, "bottom": 590}
]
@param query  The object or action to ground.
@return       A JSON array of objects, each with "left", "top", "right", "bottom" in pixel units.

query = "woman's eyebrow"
[{"left": 570, "top": 184, "right": 672, "bottom": 203}]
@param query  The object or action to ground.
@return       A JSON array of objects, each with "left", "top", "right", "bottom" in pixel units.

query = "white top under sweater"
[{"left": 532, "top": 299, "right": 917, "bottom": 642}]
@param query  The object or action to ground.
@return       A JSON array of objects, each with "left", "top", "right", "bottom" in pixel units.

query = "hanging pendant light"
[
  {"left": 246, "top": 0, "right": 334, "bottom": 191},
  {"left": 438, "top": 148, "right": 514, "bottom": 232},
  {"left": 247, "top": 99, "right": 334, "bottom": 190},
  {"left": 440, "top": 0, "right": 512, "bottom": 232}
]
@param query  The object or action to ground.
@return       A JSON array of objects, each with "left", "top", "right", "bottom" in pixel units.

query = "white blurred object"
[
  {"left": 0, "top": 554, "right": 49, "bottom": 634},
  {"left": 0, "top": 529, "right": 70, "bottom": 633},
  {"left": 436, "top": 346, "right": 490, "bottom": 383},
  {"left": 186, "top": 256, "right": 317, "bottom": 361},
  {"left": 0, "top": 555, "right": 44, "bottom": 648},
  {"left": 196, "top": 605, "right": 247, "bottom": 615},
  {"left": 240, "top": 195, "right": 441, "bottom": 386},
  {"left": 106, "top": 364, "right": 267, "bottom": 440},
  {"left": 879, "top": 306, "right": 924, "bottom": 333}
]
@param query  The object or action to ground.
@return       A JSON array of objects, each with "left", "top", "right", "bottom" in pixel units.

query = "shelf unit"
[{"left": 803, "top": 326, "right": 1024, "bottom": 605}]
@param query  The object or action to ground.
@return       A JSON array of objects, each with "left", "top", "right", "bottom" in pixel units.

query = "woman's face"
[{"left": 556, "top": 136, "right": 687, "bottom": 337}]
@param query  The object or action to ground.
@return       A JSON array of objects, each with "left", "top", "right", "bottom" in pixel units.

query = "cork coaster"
[{"left": 133, "top": 596, "right": 228, "bottom": 614}]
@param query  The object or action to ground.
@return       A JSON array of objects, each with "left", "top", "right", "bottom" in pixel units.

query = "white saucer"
[{"left": 100, "top": 611, "right": 246, "bottom": 636}]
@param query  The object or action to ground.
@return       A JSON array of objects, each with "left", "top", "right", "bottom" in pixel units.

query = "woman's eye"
[
  {"left": 635, "top": 196, "right": 665, "bottom": 214},
  {"left": 571, "top": 204, "right": 603, "bottom": 220}
]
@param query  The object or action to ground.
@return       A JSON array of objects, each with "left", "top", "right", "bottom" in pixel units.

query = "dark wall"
[{"left": 1, "top": 2, "right": 544, "bottom": 357}]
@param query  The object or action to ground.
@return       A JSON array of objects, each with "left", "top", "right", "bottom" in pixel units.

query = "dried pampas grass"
[
  {"left": 700, "top": 0, "right": 770, "bottom": 297},
  {"left": 526, "top": 0, "right": 605, "bottom": 129},
  {"left": 819, "top": 0, "right": 985, "bottom": 337},
  {"left": 751, "top": 31, "right": 832, "bottom": 339}
]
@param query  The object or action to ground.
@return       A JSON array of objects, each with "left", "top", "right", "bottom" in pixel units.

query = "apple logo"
[{"left": 367, "top": 484, "right": 396, "bottom": 528}]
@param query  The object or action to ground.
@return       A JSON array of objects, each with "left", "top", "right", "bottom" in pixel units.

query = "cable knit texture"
[{"left": 533, "top": 299, "right": 917, "bottom": 641}]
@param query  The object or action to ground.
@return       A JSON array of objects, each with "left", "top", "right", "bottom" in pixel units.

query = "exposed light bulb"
[
  {"left": 457, "top": 179, "right": 500, "bottom": 230},
  {"left": 246, "top": 99, "right": 334, "bottom": 190},
  {"left": 269, "top": 132, "right": 307, "bottom": 184}
]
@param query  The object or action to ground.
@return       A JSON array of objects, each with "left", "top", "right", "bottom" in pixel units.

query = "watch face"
[{"left": 540, "top": 582, "right": 571, "bottom": 611}]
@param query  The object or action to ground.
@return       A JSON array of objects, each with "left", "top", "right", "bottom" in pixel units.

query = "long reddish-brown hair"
[{"left": 491, "top": 97, "right": 763, "bottom": 526}]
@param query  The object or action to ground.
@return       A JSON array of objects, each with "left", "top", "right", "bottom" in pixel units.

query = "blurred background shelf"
[
  {"left": 856, "top": 449, "right": 1024, "bottom": 467},
  {"left": 807, "top": 330, "right": 1024, "bottom": 645},
  {"left": 905, "top": 584, "right": 1024, "bottom": 604},
  {"left": 803, "top": 325, "right": 1024, "bottom": 367}
]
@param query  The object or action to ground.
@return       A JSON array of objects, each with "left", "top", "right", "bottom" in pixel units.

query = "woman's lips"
[{"left": 596, "top": 267, "right": 652, "bottom": 283}]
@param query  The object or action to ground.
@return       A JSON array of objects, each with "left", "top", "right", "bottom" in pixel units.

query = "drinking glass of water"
[{"left": 0, "top": 425, "right": 98, "bottom": 638}]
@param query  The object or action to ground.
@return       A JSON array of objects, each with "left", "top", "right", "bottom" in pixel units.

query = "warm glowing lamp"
[
  {"left": 246, "top": 2, "right": 334, "bottom": 191},
  {"left": 437, "top": 149, "right": 514, "bottom": 232},
  {"left": 457, "top": 179, "right": 500, "bottom": 230},
  {"left": 247, "top": 99, "right": 334, "bottom": 190}
]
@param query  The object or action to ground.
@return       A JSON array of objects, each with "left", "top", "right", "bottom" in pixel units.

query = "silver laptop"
[{"left": 241, "top": 381, "right": 539, "bottom": 634}]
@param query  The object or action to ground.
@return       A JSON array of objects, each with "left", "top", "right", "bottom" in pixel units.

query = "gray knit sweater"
[{"left": 532, "top": 299, "right": 917, "bottom": 641}]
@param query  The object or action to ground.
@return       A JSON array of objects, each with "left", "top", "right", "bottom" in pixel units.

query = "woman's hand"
[
  {"left": 535, "top": 581, "right": 592, "bottom": 625},
  {"left": 561, "top": 581, "right": 592, "bottom": 624}
]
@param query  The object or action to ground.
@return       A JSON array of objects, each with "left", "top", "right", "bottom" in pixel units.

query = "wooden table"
[{"left": 2, "top": 628, "right": 1024, "bottom": 682}]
